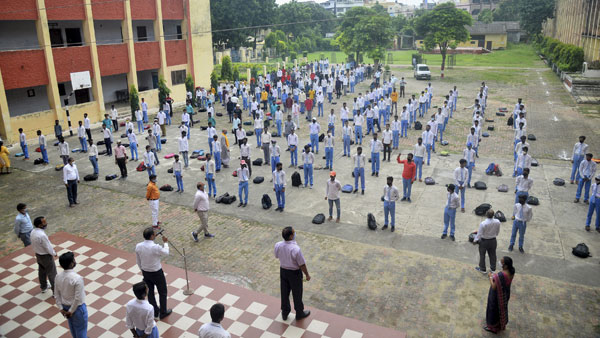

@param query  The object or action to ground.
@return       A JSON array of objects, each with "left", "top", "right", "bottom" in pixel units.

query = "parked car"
[{"left": 414, "top": 64, "right": 431, "bottom": 80}]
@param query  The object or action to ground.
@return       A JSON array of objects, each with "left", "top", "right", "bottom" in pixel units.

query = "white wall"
[
  {"left": 58, "top": 81, "right": 94, "bottom": 107},
  {"left": 94, "top": 20, "right": 123, "bottom": 45},
  {"left": 132, "top": 20, "right": 155, "bottom": 42},
  {"left": 137, "top": 70, "right": 157, "bottom": 91},
  {"left": 6, "top": 86, "right": 51, "bottom": 116},
  {"left": 163, "top": 20, "right": 182, "bottom": 41},
  {"left": 0, "top": 21, "right": 39, "bottom": 51},
  {"left": 101, "top": 73, "right": 128, "bottom": 103}
]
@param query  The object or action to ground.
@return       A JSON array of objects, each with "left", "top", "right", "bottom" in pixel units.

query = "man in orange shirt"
[
  {"left": 391, "top": 88, "right": 399, "bottom": 115},
  {"left": 397, "top": 153, "right": 417, "bottom": 202},
  {"left": 146, "top": 175, "right": 161, "bottom": 228}
]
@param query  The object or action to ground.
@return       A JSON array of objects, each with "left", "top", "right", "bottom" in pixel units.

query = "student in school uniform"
[
  {"left": 454, "top": 159, "right": 469, "bottom": 213},
  {"left": 354, "top": 112, "right": 364, "bottom": 145},
  {"left": 287, "top": 128, "right": 299, "bottom": 167},
  {"left": 381, "top": 176, "right": 400, "bottom": 232},
  {"left": 327, "top": 109, "right": 336, "bottom": 136},
  {"left": 273, "top": 162, "right": 286, "bottom": 212},
  {"left": 353, "top": 147, "right": 366, "bottom": 194},
  {"left": 515, "top": 168, "right": 533, "bottom": 204},
  {"left": 370, "top": 133, "right": 383, "bottom": 177},
  {"left": 398, "top": 107, "right": 408, "bottom": 140},
  {"left": 212, "top": 135, "right": 222, "bottom": 172},
  {"left": 422, "top": 125, "right": 435, "bottom": 166},
  {"left": 514, "top": 123, "right": 527, "bottom": 161},
  {"left": 323, "top": 133, "right": 334, "bottom": 170},
  {"left": 309, "top": 118, "right": 320, "bottom": 154},
  {"left": 270, "top": 140, "right": 281, "bottom": 174},
  {"left": 441, "top": 184, "right": 460, "bottom": 241},
  {"left": 463, "top": 143, "right": 476, "bottom": 188},
  {"left": 237, "top": 161, "right": 250, "bottom": 207},
  {"left": 571, "top": 136, "right": 588, "bottom": 184},
  {"left": 413, "top": 138, "right": 426, "bottom": 182},
  {"left": 575, "top": 153, "right": 597, "bottom": 204},
  {"left": 513, "top": 147, "right": 532, "bottom": 177},
  {"left": 585, "top": 176, "right": 600, "bottom": 232},
  {"left": 509, "top": 195, "right": 533, "bottom": 253},
  {"left": 427, "top": 115, "right": 438, "bottom": 153},
  {"left": 302, "top": 146, "right": 315, "bottom": 188},
  {"left": 467, "top": 127, "right": 480, "bottom": 159},
  {"left": 342, "top": 121, "right": 353, "bottom": 157},
  {"left": 382, "top": 124, "right": 393, "bottom": 162}
]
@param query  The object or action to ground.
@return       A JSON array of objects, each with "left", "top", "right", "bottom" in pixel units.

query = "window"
[
  {"left": 137, "top": 26, "right": 147, "bottom": 42},
  {"left": 65, "top": 28, "right": 83, "bottom": 46},
  {"left": 171, "top": 70, "right": 186, "bottom": 85},
  {"left": 176, "top": 25, "right": 182, "bottom": 40},
  {"left": 50, "top": 28, "right": 63, "bottom": 47},
  {"left": 58, "top": 83, "right": 66, "bottom": 96}
]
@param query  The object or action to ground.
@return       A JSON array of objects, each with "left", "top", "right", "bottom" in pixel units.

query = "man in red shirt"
[
  {"left": 305, "top": 98, "right": 314, "bottom": 121},
  {"left": 397, "top": 153, "right": 417, "bottom": 202}
]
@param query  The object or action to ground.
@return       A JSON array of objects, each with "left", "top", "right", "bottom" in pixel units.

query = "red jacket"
[
  {"left": 397, "top": 157, "right": 416, "bottom": 180},
  {"left": 305, "top": 99, "right": 314, "bottom": 111}
]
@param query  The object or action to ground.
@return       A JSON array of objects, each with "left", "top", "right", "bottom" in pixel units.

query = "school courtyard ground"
[{"left": 1, "top": 46, "right": 600, "bottom": 337}]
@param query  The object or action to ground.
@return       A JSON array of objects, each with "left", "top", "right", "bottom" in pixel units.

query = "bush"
[
  {"left": 540, "top": 36, "right": 584, "bottom": 72},
  {"left": 302, "top": 50, "right": 308, "bottom": 57},
  {"left": 210, "top": 71, "right": 218, "bottom": 90},
  {"left": 588, "top": 60, "right": 600, "bottom": 70},
  {"left": 221, "top": 56, "right": 233, "bottom": 81},
  {"left": 157, "top": 76, "right": 170, "bottom": 107},
  {"left": 233, "top": 66, "right": 240, "bottom": 81},
  {"left": 290, "top": 51, "right": 297, "bottom": 61},
  {"left": 129, "top": 85, "right": 140, "bottom": 120},
  {"left": 185, "top": 74, "right": 194, "bottom": 93}
]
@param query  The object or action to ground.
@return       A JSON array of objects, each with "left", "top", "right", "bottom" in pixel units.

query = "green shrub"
[
  {"left": 157, "top": 76, "right": 170, "bottom": 107},
  {"left": 290, "top": 51, "right": 297, "bottom": 61},
  {"left": 129, "top": 85, "right": 139, "bottom": 120},
  {"left": 210, "top": 71, "right": 218, "bottom": 90},
  {"left": 221, "top": 56, "right": 233, "bottom": 81},
  {"left": 185, "top": 74, "right": 194, "bottom": 93},
  {"left": 233, "top": 66, "right": 240, "bottom": 81}
]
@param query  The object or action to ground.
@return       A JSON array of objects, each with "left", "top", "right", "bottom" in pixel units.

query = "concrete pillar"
[
  {"left": 285, "top": 56, "right": 289, "bottom": 64},
  {"left": 0, "top": 68, "right": 12, "bottom": 142},
  {"left": 123, "top": 0, "right": 138, "bottom": 90},
  {"left": 82, "top": 0, "right": 105, "bottom": 120},
  {"left": 277, "top": 62, "right": 280, "bottom": 69},
  {"left": 155, "top": 0, "right": 169, "bottom": 86},
  {"left": 246, "top": 68, "right": 251, "bottom": 83},
  {"left": 263, "top": 65, "right": 267, "bottom": 76},
  {"left": 187, "top": 0, "right": 214, "bottom": 87},
  {"left": 215, "top": 52, "right": 222, "bottom": 65},
  {"left": 265, "top": 56, "right": 269, "bottom": 64},
  {"left": 294, "top": 59, "right": 298, "bottom": 68}
]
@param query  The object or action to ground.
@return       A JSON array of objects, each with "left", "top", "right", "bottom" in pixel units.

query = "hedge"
[{"left": 538, "top": 36, "right": 584, "bottom": 72}]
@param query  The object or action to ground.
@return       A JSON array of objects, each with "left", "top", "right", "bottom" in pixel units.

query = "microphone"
[{"left": 155, "top": 229, "right": 165, "bottom": 236}]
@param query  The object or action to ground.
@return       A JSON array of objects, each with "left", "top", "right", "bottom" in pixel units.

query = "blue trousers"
[
  {"left": 186, "top": 122, "right": 190, "bottom": 139},
  {"left": 238, "top": 181, "right": 248, "bottom": 204},
  {"left": 350, "top": 82, "right": 355, "bottom": 92},
  {"left": 62, "top": 304, "right": 88, "bottom": 338},
  {"left": 355, "top": 126, "right": 363, "bottom": 144},
  {"left": 515, "top": 190, "right": 529, "bottom": 204},
  {"left": 373, "top": 119, "right": 381, "bottom": 132},
  {"left": 290, "top": 147, "right": 297, "bottom": 166},
  {"left": 513, "top": 167, "right": 523, "bottom": 177},
  {"left": 426, "top": 144, "right": 432, "bottom": 165},
  {"left": 443, "top": 207, "right": 457, "bottom": 236},
  {"left": 455, "top": 183, "right": 466, "bottom": 209},
  {"left": 214, "top": 151, "right": 221, "bottom": 171},
  {"left": 303, "top": 163, "right": 313, "bottom": 187},
  {"left": 147, "top": 166, "right": 156, "bottom": 177},
  {"left": 366, "top": 118, "right": 374, "bottom": 134},
  {"left": 576, "top": 178, "right": 592, "bottom": 201},
  {"left": 78, "top": 138, "right": 87, "bottom": 152},
  {"left": 409, "top": 110, "right": 415, "bottom": 125},
  {"left": 571, "top": 155, "right": 583, "bottom": 182},
  {"left": 400, "top": 121, "right": 408, "bottom": 138},
  {"left": 510, "top": 220, "right": 527, "bottom": 247},
  {"left": 130, "top": 142, "right": 138, "bottom": 160},
  {"left": 354, "top": 167, "right": 365, "bottom": 190},
  {"left": 143, "top": 111, "right": 148, "bottom": 123},
  {"left": 318, "top": 102, "right": 324, "bottom": 116},
  {"left": 136, "top": 327, "right": 159, "bottom": 338},
  {"left": 343, "top": 136, "right": 351, "bottom": 156},
  {"left": 276, "top": 120, "right": 282, "bottom": 136},
  {"left": 155, "top": 135, "right": 161, "bottom": 151},
  {"left": 275, "top": 184, "right": 285, "bottom": 208},
  {"left": 20, "top": 142, "right": 29, "bottom": 159},
  {"left": 271, "top": 156, "right": 279, "bottom": 172},
  {"left": 328, "top": 124, "right": 335, "bottom": 136},
  {"left": 181, "top": 151, "right": 188, "bottom": 167},
  {"left": 419, "top": 103, "right": 425, "bottom": 117},
  {"left": 325, "top": 147, "right": 333, "bottom": 169},
  {"left": 310, "top": 134, "right": 319, "bottom": 153},
  {"left": 206, "top": 173, "right": 216, "bottom": 197},
  {"left": 41, "top": 145, "right": 49, "bottom": 163},
  {"left": 371, "top": 152, "right": 380, "bottom": 174},
  {"left": 384, "top": 201, "right": 396, "bottom": 226},
  {"left": 513, "top": 139, "right": 520, "bottom": 161},
  {"left": 393, "top": 130, "right": 400, "bottom": 148},
  {"left": 165, "top": 113, "right": 171, "bottom": 125},
  {"left": 89, "top": 155, "right": 98, "bottom": 175},
  {"left": 402, "top": 178, "right": 412, "bottom": 198},
  {"left": 467, "top": 162, "right": 474, "bottom": 186},
  {"left": 328, "top": 92, "right": 332, "bottom": 103},
  {"left": 414, "top": 156, "right": 423, "bottom": 179},
  {"left": 175, "top": 171, "right": 184, "bottom": 192},
  {"left": 255, "top": 129, "right": 262, "bottom": 146},
  {"left": 137, "top": 120, "right": 144, "bottom": 133},
  {"left": 438, "top": 123, "right": 444, "bottom": 141},
  {"left": 586, "top": 200, "right": 600, "bottom": 228}
]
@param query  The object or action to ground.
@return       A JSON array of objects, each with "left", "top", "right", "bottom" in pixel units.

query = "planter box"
[{"left": 583, "top": 69, "right": 600, "bottom": 78}]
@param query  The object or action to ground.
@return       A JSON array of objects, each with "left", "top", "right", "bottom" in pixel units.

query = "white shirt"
[
  {"left": 427, "top": 120, "right": 437, "bottom": 135},
  {"left": 309, "top": 122, "right": 320, "bottom": 135},
  {"left": 63, "top": 163, "right": 79, "bottom": 184},
  {"left": 31, "top": 228, "right": 56, "bottom": 256},
  {"left": 240, "top": 144, "right": 251, "bottom": 157},
  {"left": 55, "top": 270, "right": 85, "bottom": 313},
  {"left": 326, "top": 179, "right": 342, "bottom": 200},
  {"left": 302, "top": 152, "right": 314, "bottom": 165},
  {"left": 514, "top": 128, "right": 526, "bottom": 141},
  {"left": 237, "top": 167, "right": 249, "bottom": 182},
  {"left": 262, "top": 132, "right": 271, "bottom": 145},
  {"left": 236, "top": 128, "right": 246, "bottom": 141},
  {"left": 353, "top": 153, "right": 366, "bottom": 168},
  {"left": 287, "top": 133, "right": 298, "bottom": 146},
  {"left": 446, "top": 192, "right": 460, "bottom": 209},
  {"left": 273, "top": 170, "right": 286, "bottom": 187},
  {"left": 126, "top": 299, "right": 156, "bottom": 334},
  {"left": 135, "top": 240, "right": 169, "bottom": 272},
  {"left": 207, "top": 127, "right": 217, "bottom": 139},
  {"left": 39, "top": 134, "right": 47, "bottom": 147},
  {"left": 435, "top": 113, "right": 444, "bottom": 125},
  {"left": 324, "top": 136, "right": 334, "bottom": 148},
  {"left": 467, "top": 133, "right": 479, "bottom": 148},
  {"left": 413, "top": 143, "right": 426, "bottom": 158},
  {"left": 254, "top": 119, "right": 263, "bottom": 129},
  {"left": 144, "top": 152, "right": 156, "bottom": 167},
  {"left": 212, "top": 140, "right": 221, "bottom": 153},
  {"left": 135, "top": 110, "right": 143, "bottom": 122},
  {"left": 354, "top": 115, "right": 364, "bottom": 127},
  {"left": 89, "top": 144, "right": 98, "bottom": 157},
  {"left": 513, "top": 203, "right": 533, "bottom": 222},
  {"left": 182, "top": 112, "right": 190, "bottom": 123},
  {"left": 206, "top": 159, "right": 216, "bottom": 175},
  {"left": 422, "top": 130, "right": 434, "bottom": 145},
  {"left": 193, "top": 189, "right": 209, "bottom": 212},
  {"left": 77, "top": 126, "right": 85, "bottom": 138},
  {"left": 579, "top": 159, "right": 597, "bottom": 179},
  {"left": 157, "top": 111, "right": 166, "bottom": 125},
  {"left": 515, "top": 153, "right": 532, "bottom": 169},
  {"left": 400, "top": 109, "right": 409, "bottom": 121},
  {"left": 454, "top": 167, "right": 468, "bottom": 185},
  {"left": 126, "top": 121, "right": 134, "bottom": 133},
  {"left": 111, "top": 108, "right": 118, "bottom": 119},
  {"left": 463, "top": 148, "right": 476, "bottom": 163},
  {"left": 370, "top": 139, "right": 383, "bottom": 153},
  {"left": 475, "top": 218, "right": 501, "bottom": 241},
  {"left": 59, "top": 142, "right": 69, "bottom": 156},
  {"left": 383, "top": 185, "right": 400, "bottom": 202},
  {"left": 382, "top": 130, "right": 393, "bottom": 144},
  {"left": 514, "top": 141, "right": 530, "bottom": 156},
  {"left": 199, "top": 322, "right": 231, "bottom": 338},
  {"left": 84, "top": 117, "right": 90, "bottom": 129},
  {"left": 173, "top": 160, "right": 183, "bottom": 172},
  {"left": 178, "top": 137, "right": 189, "bottom": 152},
  {"left": 103, "top": 128, "right": 112, "bottom": 139},
  {"left": 340, "top": 107, "right": 349, "bottom": 120},
  {"left": 573, "top": 142, "right": 589, "bottom": 157},
  {"left": 328, "top": 114, "right": 336, "bottom": 125},
  {"left": 270, "top": 144, "right": 281, "bottom": 157},
  {"left": 516, "top": 175, "right": 533, "bottom": 192}
]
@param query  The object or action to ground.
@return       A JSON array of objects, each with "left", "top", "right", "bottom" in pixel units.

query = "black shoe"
[
  {"left": 376, "top": 172, "right": 379, "bottom": 177},
  {"left": 275, "top": 207, "right": 281, "bottom": 211},
  {"left": 441, "top": 234, "right": 447, "bottom": 239},
  {"left": 204, "top": 233, "right": 214, "bottom": 238},
  {"left": 295, "top": 310, "right": 310, "bottom": 320},
  {"left": 361, "top": 190, "right": 364, "bottom": 195},
  {"left": 371, "top": 173, "right": 375, "bottom": 176},
  {"left": 382, "top": 225, "right": 388, "bottom": 230},
  {"left": 353, "top": 189, "right": 358, "bottom": 194},
  {"left": 159, "top": 309, "right": 173, "bottom": 319},
  {"left": 508, "top": 245, "right": 513, "bottom": 251},
  {"left": 282, "top": 313, "right": 289, "bottom": 321},
  {"left": 391, "top": 227, "right": 395, "bottom": 232},
  {"left": 519, "top": 247, "right": 525, "bottom": 253},
  {"left": 401, "top": 197, "right": 407, "bottom": 201},
  {"left": 243, "top": 203, "right": 247, "bottom": 207},
  {"left": 450, "top": 235, "right": 455, "bottom": 241},
  {"left": 238, "top": 203, "right": 243, "bottom": 207}
]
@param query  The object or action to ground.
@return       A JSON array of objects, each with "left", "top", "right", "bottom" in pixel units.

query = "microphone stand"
[{"left": 157, "top": 231, "right": 194, "bottom": 296}]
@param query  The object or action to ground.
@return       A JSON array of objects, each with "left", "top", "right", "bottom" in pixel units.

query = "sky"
[{"left": 275, "top": 0, "right": 425, "bottom": 6}]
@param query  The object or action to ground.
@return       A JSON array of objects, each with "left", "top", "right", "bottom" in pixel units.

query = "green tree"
[
  {"left": 415, "top": 2, "right": 472, "bottom": 77},
  {"left": 233, "top": 66, "right": 240, "bottom": 81},
  {"left": 129, "top": 85, "right": 140, "bottom": 120},
  {"left": 371, "top": 3, "right": 387, "bottom": 16},
  {"left": 210, "top": 0, "right": 276, "bottom": 49},
  {"left": 478, "top": 9, "right": 493, "bottom": 24},
  {"left": 275, "top": 1, "right": 336, "bottom": 39},
  {"left": 335, "top": 7, "right": 394, "bottom": 66},
  {"left": 493, "top": 0, "right": 519, "bottom": 21},
  {"left": 516, "top": 0, "right": 554, "bottom": 37},
  {"left": 185, "top": 74, "right": 194, "bottom": 94},
  {"left": 221, "top": 56, "right": 233, "bottom": 81},
  {"left": 210, "top": 71, "right": 219, "bottom": 90},
  {"left": 157, "top": 76, "right": 170, "bottom": 107}
]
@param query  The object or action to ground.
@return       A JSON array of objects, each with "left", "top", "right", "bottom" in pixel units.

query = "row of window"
[{"left": 48, "top": 24, "right": 182, "bottom": 48}]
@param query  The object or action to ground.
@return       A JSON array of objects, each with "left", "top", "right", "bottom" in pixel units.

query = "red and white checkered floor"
[{"left": 0, "top": 233, "right": 404, "bottom": 338}]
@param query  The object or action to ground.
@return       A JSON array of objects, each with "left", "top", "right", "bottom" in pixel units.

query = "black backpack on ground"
[
  {"left": 217, "top": 193, "right": 236, "bottom": 204},
  {"left": 495, "top": 210, "right": 507, "bottom": 222},
  {"left": 105, "top": 174, "right": 118, "bottom": 181},
  {"left": 474, "top": 181, "right": 487, "bottom": 190},
  {"left": 312, "top": 213, "right": 325, "bottom": 224},
  {"left": 167, "top": 168, "right": 173, "bottom": 174},
  {"left": 216, "top": 193, "right": 228, "bottom": 203},
  {"left": 246, "top": 130, "right": 254, "bottom": 136},
  {"left": 469, "top": 231, "right": 478, "bottom": 243},
  {"left": 572, "top": 243, "right": 591, "bottom": 258},
  {"left": 253, "top": 176, "right": 264, "bottom": 184},
  {"left": 497, "top": 184, "right": 509, "bottom": 192},
  {"left": 84, "top": 174, "right": 98, "bottom": 181},
  {"left": 414, "top": 121, "right": 422, "bottom": 130},
  {"left": 527, "top": 196, "right": 539, "bottom": 205},
  {"left": 482, "top": 132, "right": 490, "bottom": 138},
  {"left": 97, "top": 140, "right": 105, "bottom": 145},
  {"left": 487, "top": 126, "right": 494, "bottom": 131},
  {"left": 553, "top": 178, "right": 565, "bottom": 186},
  {"left": 161, "top": 139, "right": 167, "bottom": 144},
  {"left": 531, "top": 159, "right": 539, "bottom": 167},
  {"left": 475, "top": 203, "right": 492, "bottom": 216},
  {"left": 367, "top": 213, "right": 377, "bottom": 230},
  {"left": 160, "top": 184, "right": 173, "bottom": 191},
  {"left": 441, "top": 140, "right": 449, "bottom": 146},
  {"left": 261, "top": 194, "right": 272, "bottom": 209},
  {"left": 424, "top": 177, "right": 435, "bottom": 185},
  {"left": 252, "top": 158, "right": 263, "bottom": 166},
  {"left": 291, "top": 171, "right": 302, "bottom": 187},
  {"left": 507, "top": 116, "right": 513, "bottom": 126},
  {"left": 319, "top": 133, "right": 325, "bottom": 142},
  {"left": 528, "top": 134, "right": 536, "bottom": 141},
  {"left": 496, "top": 112, "right": 506, "bottom": 116},
  {"left": 33, "top": 158, "right": 44, "bottom": 165}
]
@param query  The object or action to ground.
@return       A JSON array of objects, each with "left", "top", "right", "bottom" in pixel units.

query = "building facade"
[
  {"left": 0, "top": 0, "right": 213, "bottom": 143},
  {"left": 542, "top": 0, "right": 600, "bottom": 63},
  {"left": 456, "top": 0, "right": 499, "bottom": 17},
  {"left": 320, "top": 0, "right": 365, "bottom": 17}
]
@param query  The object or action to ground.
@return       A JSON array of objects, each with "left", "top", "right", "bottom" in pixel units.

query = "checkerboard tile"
[{"left": 0, "top": 233, "right": 405, "bottom": 338}]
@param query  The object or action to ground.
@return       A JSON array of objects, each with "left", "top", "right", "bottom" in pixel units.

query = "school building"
[
  {"left": 416, "top": 22, "right": 522, "bottom": 52},
  {"left": 0, "top": 0, "right": 213, "bottom": 143}
]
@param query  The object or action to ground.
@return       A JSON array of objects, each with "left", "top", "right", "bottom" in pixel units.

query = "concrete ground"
[{"left": 2, "top": 58, "right": 600, "bottom": 337}]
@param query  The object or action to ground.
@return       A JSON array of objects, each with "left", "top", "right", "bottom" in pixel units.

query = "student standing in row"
[
  {"left": 370, "top": 133, "right": 383, "bottom": 177},
  {"left": 31, "top": 216, "right": 57, "bottom": 293},
  {"left": 63, "top": 158, "right": 79, "bottom": 207},
  {"left": 509, "top": 195, "right": 532, "bottom": 253},
  {"left": 575, "top": 153, "right": 596, "bottom": 204},
  {"left": 237, "top": 161, "right": 250, "bottom": 207},
  {"left": 126, "top": 282, "right": 159, "bottom": 338},
  {"left": 172, "top": 155, "right": 183, "bottom": 193},
  {"left": 441, "top": 184, "right": 460, "bottom": 241},
  {"left": 396, "top": 153, "right": 416, "bottom": 202},
  {"left": 273, "top": 162, "right": 286, "bottom": 212},
  {"left": 325, "top": 172, "right": 342, "bottom": 223},
  {"left": 571, "top": 136, "right": 588, "bottom": 184},
  {"left": 454, "top": 159, "right": 468, "bottom": 213},
  {"left": 55, "top": 251, "right": 88, "bottom": 338},
  {"left": 382, "top": 176, "right": 399, "bottom": 232},
  {"left": 38, "top": 130, "right": 49, "bottom": 164},
  {"left": 302, "top": 146, "right": 314, "bottom": 189}
]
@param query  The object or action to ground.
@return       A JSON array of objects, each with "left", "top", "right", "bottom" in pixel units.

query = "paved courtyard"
[{"left": 1, "top": 57, "right": 600, "bottom": 337}]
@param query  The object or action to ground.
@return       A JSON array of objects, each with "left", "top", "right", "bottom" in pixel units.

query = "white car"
[{"left": 414, "top": 64, "right": 431, "bottom": 80}]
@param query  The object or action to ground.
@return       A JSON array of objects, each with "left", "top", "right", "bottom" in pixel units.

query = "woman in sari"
[
  {"left": 0, "top": 140, "right": 11, "bottom": 174},
  {"left": 484, "top": 256, "right": 515, "bottom": 333}
]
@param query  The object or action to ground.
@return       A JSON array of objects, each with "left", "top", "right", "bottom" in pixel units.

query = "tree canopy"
[
  {"left": 493, "top": 0, "right": 555, "bottom": 37},
  {"left": 478, "top": 9, "right": 493, "bottom": 24},
  {"left": 275, "top": 1, "right": 336, "bottom": 39},
  {"left": 415, "top": 2, "right": 472, "bottom": 76},
  {"left": 210, "top": 0, "right": 276, "bottom": 49}
]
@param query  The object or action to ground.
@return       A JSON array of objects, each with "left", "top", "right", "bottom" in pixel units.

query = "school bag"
[
  {"left": 15, "top": 152, "right": 24, "bottom": 157},
  {"left": 200, "top": 126, "right": 208, "bottom": 130},
  {"left": 33, "top": 158, "right": 44, "bottom": 165},
  {"left": 572, "top": 243, "right": 591, "bottom": 258},
  {"left": 440, "top": 151, "right": 449, "bottom": 156},
  {"left": 197, "top": 155, "right": 206, "bottom": 161},
  {"left": 120, "top": 134, "right": 127, "bottom": 138},
  {"left": 482, "top": 132, "right": 490, "bottom": 138},
  {"left": 291, "top": 172, "right": 302, "bottom": 187},
  {"left": 105, "top": 174, "right": 118, "bottom": 181},
  {"left": 253, "top": 176, "right": 264, "bottom": 184},
  {"left": 531, "top": 159, "right": 539, "bottom": 167},
  {"left": 553, "top": 178, "right": 565, "bottom": 186},
  {"left": 97, "top": 140, "right": 105, "bottom": 145},
  {"left": 190, "top": 153, "right": 199, "bottom": 159},
  {"left": 496, "top": 112, "right": 506, "bottom": 117},
  {"left": 246, "top": 130, "right": 254, "bottom": 136},
  {"left": 222, "top": 195, "right": 236, "bottom": 204},
  {"left": 474, "top": 203, "right": 492, "bottom": 216},
  {"left": 216, "top": 112, "right": 223, "bottom": 117},
  {"left": 495, "top": 210, "right": 507, "bottom": 222},
  {"left": 414, "top": 121, "right": 422, "bottom": 130},
  {"left": 261, "top": 194, "right": 272, "bottom": 209},
  {"left": 528, "top": 134, "right": 536, "bottom": 141},
  {"left": 485, "top": 118, "right": 494, "bottom": 123},
  {"left": 440, "top": 140, "right": 449, "bottom": 146},
  {"left": 232, "top": 171, "right": 237, "bottom": 177},
  {"left": 367, "top": 213, "right": 377, "bottom": 230},
  {"left": 216, "top": 193, "right": 228, "bottom": 203},
  {"left": 319, "top": 133, "right": 325, "bottom": 142},
  {"left": 487, "top": 126, "right": 494, "bottom": 131},
  {"left": 136, "top": 162, "right": 146, "bottom": 171},
  {"left": 497, "top": 184, "right": 509, "bottom": 192},
  {"left": 485, "top": 163, "right": 495, "bottom": 175},
  {"left": 526, "top": 196, "right": 539, "bottom": 205},
  {"left": 160, "top": 184, "right": 173, "bottom": 191},
  {"left": 55, "top": 164, "right": 64, "bottom": 171},
  {"left": 312, "top": 213, "right": 325, "bottom": 224},
  {"left": 252, "top": 158, "right": 263, "bottom": 166},
  {"left": 341, "top": 184, "right": 353, "bottom": 193},
  {"left": 468, "top": 231, "right": 478, "bottom": 243},
  {"left": 167, "top": 168, "right": 173, "bottom": 174},
  {"left": 35, "top": 147, "right": 41, "bottom": 152},
  {"left": 83, "top": 174, "right": 98, "bottom": 181},
  {"left": 98, "top": 150, "right": 108, "bottom": 156},
  {"left": 243, "top": 121, "right": 252, "bottom": 126},
  {"left": 164, "top": 153, "right": 175, "bottom": 159},
  {"left": 474, "top": 181, "right": 487, "bottom": 190},
  {"left": 161, "top": 139, "right": 167, "bottom": 144},
  {"left": 507, "top": 116, "right": 513, "bottom": 126},
  {"left": 424, "top": 177, "right": 435, "bottom": 185}
]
